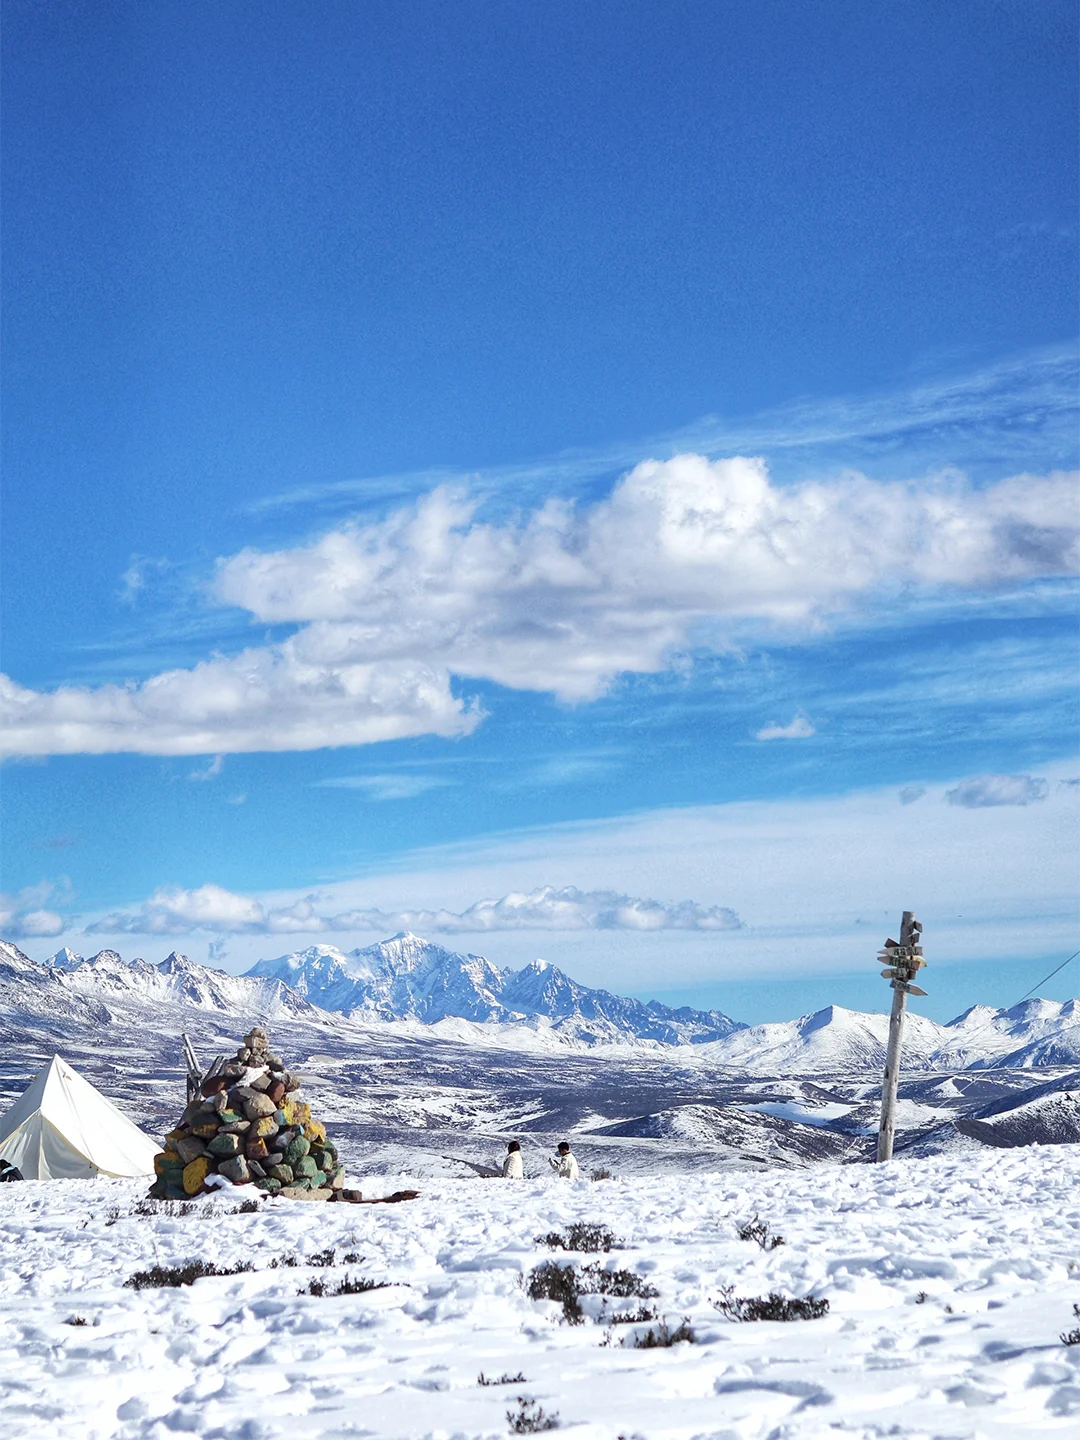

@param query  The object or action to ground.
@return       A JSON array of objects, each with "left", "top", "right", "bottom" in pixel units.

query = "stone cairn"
[{"left": 151, "top": 1027, "right": 344, "bottom": 1201}]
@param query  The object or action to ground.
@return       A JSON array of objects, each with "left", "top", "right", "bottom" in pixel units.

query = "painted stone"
[
  {"left": 207, "top": 1132, "right": 241, "bottom": 1158},
  {"left": 246, "top": 1137, "right": 269, "bottom": 1161},
  {"left": 176, "top": 1136, "right": 207, "bottom": 1164},
  {"left": 244, "top": 1093, "right": 277, "bottom": 1121},
  {"left": 284, "top": 1136, "right": 310, "bottom": 1166},
  {"left": 304, "top": 1119, "right": 327, "bottom": 1146},
  {"left": 294, "top": 1155, "right": 319, "bottom": 1180},
  {"left": 191, "top": 1121, "right": 220, "bottom": 1139},
  {"left": 183, "top": 1156, "right": 210, "bottom": 1194},
  {"left": 252, "top": 1115, "right": 278, "bottom": 1139},
  {"left": 268, "top": 1163, "right": 294, "bottom": 1184}
]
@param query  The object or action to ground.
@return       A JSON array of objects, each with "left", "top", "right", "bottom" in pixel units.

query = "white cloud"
[
  {"left": 0, "top": 880, "right": 69, "bottom": 938},
  {"left": 755, "top": 713, "right": 815, "bottom": 741},
  {"left": 945, "top": 774, "right": 1050, "bottom": 808},
  {"left": 316, "top": 773, "right": 452, "bottom": 801},
  {"left": 899, "top": 785, "right": 926, "bottom": 805},
  {"left": 82, "top": 882, "right": 741, "bottom": 937},
  {"left": 86, "top": 883, "right": 267, "bottom": 935},
  {"left": 3, "top": 457, "right": 1077, "bottom": 756}
]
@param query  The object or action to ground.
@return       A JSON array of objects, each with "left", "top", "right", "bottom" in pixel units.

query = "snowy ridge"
[
  {"left": 246, "top": 932, "right": 745, "bottom": 1045},
  {"left": 1, "top": 933, "right": 1077, "bottom": 1071}
]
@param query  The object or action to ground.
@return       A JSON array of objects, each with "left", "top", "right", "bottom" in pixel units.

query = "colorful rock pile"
[{"left": 150, "top": 1027, "right": 344, "bottom": 1200}]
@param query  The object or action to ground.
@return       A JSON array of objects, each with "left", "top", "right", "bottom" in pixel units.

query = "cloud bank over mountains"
[
  {"left": 3, "top": 455, "right": 1077, "bottom": 757},
  {"left": 85, "top": 883, "right": 741, "bottom": 938}
]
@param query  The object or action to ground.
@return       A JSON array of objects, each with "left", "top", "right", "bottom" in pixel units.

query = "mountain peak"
[
  {"left": 50, "top": 946, "right": 84, "bottom": 969},
  {"left": 244, "top": 932, "right": 743, "bottom": 1045}
]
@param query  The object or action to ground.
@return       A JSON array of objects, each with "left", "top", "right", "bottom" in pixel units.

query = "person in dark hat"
[{"left": 501, "top": 1140, "right": 524, "bottom": 1178}]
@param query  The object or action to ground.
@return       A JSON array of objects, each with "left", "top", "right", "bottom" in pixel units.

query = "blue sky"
[{"left": 2, "top": 1, "right": 1077, "bottom": 1020}]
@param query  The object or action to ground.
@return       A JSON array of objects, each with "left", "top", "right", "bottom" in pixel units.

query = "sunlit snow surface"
[{"left": 2, "top": 1150, "right": 1078, "bottom": 1439}]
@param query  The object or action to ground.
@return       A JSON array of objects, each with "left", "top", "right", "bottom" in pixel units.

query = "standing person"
[
  {"left": 549, "top": 1141, "right": 579, "bottom": 1180},
  {"left": 502, "top": 1140, "right": 524, "bottom": 1178}
]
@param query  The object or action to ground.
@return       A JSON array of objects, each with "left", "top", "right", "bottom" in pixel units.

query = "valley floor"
[{"left": 2, "top": 1150, "right": 1079, "bottom": 1438}]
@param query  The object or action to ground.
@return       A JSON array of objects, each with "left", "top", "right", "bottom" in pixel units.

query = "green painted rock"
[
  {"left": 284, "top": 1136, "right": 310, "bottom": 1166},
  {"left": 207, "top": 1132, "right": 241, "bottom": 1159},
  {"left": 294, "top": 1155, "right": 319, "bottom": 1180},
  {"left": 254, "top": 1177, "right": 282, "bottom": 1193},
  {"left": 217, "top": 1109, "right": 244, "bottom": 1126},
  {"left": 268, "top": 1162, "right": 294, "bottom": 1184}
]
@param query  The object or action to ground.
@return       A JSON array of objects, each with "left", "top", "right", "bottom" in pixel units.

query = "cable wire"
[{"left": 932, "top": 946, "right": 1080, "bottom": 1059}]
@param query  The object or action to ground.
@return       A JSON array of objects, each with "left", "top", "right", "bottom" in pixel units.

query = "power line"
[{"left": 934, "top": 946, "right": 1080, "bottom": 1059}]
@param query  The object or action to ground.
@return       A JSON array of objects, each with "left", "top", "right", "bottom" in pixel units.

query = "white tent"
[{"left": 0, "top": 1055, "right": 159, "bottom": 1180}]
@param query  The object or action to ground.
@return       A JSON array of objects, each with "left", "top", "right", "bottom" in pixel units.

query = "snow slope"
[{"left": 1, "top": 1148, "right": 1078, "bottom": 1438}]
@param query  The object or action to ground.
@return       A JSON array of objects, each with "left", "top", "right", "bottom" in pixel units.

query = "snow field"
[{"left": 0, "top": 1148, "right": 1078, "bottom": 1439}]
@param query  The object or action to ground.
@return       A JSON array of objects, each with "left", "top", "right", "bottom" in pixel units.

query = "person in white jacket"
[
  {"left": 502, "top": 1141, "right": 524, "bottom": 1178},
  {"left": 549, "top": 1141, "right": 580, "bottom": 1180}
]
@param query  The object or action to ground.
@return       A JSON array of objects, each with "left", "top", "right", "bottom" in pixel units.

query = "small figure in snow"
[
  {"left": 549, "top": 1141, "right": 579, "bottom": 1181},
  {"left": 0, "top": 1157, "right": 23, "bottom": 1183},
  {"left": 502, "top": 1140, "right": 524, "bottom": 1178}
]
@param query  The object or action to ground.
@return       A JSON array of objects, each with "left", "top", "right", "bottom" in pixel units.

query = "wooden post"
[
  {"left": 181, "top": 1032, "right": 202, "bottom": 1103},
  {"left": 876, "top": 911, "right": 927, "bottom": 1162}
]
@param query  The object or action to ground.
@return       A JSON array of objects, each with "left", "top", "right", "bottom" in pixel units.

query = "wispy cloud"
[
  {"left": 250, "top": 346, "right": 1079, "bottom": 517},
  {"left": 945, "top": 774, "right": 1050, "bottom": 808},
  {"left": 754, "top": 713, "right": 815, "bottom": 741},
  {"left": 3, "top": 454, "right": 1076, "bottom": 757},
  {"left": 899, "top": 785, "right": 926, "bottom": 805},
  {"left": 189, "top": 754, "right": 224, "bottom": 782},
  {"left": 316, "top": 773, "right": 453, "bottom": 801},
  {"left": 84, "top": 882, "right": 741, "bottom": 937},
  {"left": 119, "top": 555, "right": 170, "bottom": 606}
]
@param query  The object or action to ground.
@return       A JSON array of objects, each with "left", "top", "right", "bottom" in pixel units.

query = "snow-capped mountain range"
[
  {"left": 1, "top": 931, "right": 1077, "bottom": 1071},
  {"left": 245, "top": 932, "right": 744, "bottom": 1045}
]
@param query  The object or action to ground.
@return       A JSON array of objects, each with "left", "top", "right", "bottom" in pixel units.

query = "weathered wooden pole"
[{"left": 876, "top": 911, "right": 927, "bottom": 1162}]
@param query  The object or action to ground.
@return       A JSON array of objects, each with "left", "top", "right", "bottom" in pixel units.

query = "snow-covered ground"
[{"left": 2, "top": 1150, "right": 1078, "bottom": 1439}]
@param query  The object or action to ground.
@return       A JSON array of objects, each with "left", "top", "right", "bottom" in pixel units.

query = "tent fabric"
[{"left": 0, "top": 1056, "right": 159, "bottom": 1180}]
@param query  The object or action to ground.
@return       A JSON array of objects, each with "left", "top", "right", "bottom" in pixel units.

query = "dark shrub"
[
  {"left": 713, "top": 1285, "right": 828, "bottom": 1322},
  {"left": 736, "top": 1215, "right": 785, "bottom": 1251},
  {"left": 525, "top": 1260, "right": 657, "bottom": 1325},
  {"left": 1062, "top": 1304, "right": 1080, "bottom": 1346},
  {"left": 125, "top": 1259, "right": 253, "bottom": 1290},
  {"left": 478, "top": 1371, "right": 526, "bottom": 1386},
  {"left": 536, "top": 1222, "right": 621, "bottom": 1253},
  {"left": 506, "top": 1397, "right": 560, "bottom": 1433},
  {"left": 525, "top": 1262, "right": 584, "bottom": 1324},
  {"left": 300, "top": 1275, "right": 391, "bottom": 1297},
  {"left": 628, "top": 1318, "right": 696, "bottom": 1348}
]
